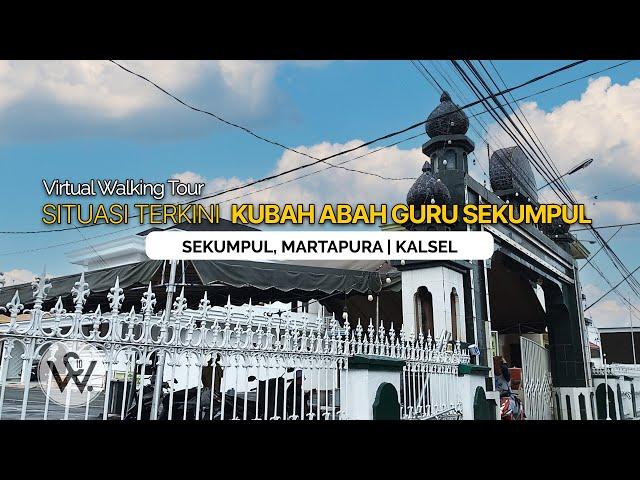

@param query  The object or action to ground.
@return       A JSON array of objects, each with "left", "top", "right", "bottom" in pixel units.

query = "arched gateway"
[{"left": 391, "top": 91, "right": 591, "bottom": 420}]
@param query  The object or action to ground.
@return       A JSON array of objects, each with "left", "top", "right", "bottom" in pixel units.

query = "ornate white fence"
[
  {"left": 520, "top": 336, "right": 553, "bottom": 420},
  {"left": 592, "top": 364, "right": 640, "bottom": 378},
  {"left": 0, "top": 272, "right": 469, "bottom": 420},
  {"left": 401, "top": 353, "right": 465, "bottom": 419}
]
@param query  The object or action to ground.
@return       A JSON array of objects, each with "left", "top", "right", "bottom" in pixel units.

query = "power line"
[
  {"left": 589, "top": 180, "right": 640, "bottom": 199},
  {"left": 1, "top": 60, "right": 589, "bottom": 236},
  {"left": 9, "top": 58, "right": 618, "bottom": 249},
  {"left": 451, "top": 59, "right": 640, "bottom": 305},
  {"left": 112, "top": 58, "right": 585, "bottom": 187},
  {"left": 585, "top": 256, "right": 640, "bottom": 319},
  {"left": 508, "top": 60, "right": 633, "bottom": 105},
  {"left": 109, "top": 60, "right": 414, "bottom": 183},
  {"left": 0, "top": 64, "right": 521, "bottom": 251},
  {"left": 486, "top": 60, "right": 562, "bottom": 190},
  {"left": 470, "top": 60, "right": 640, "bottom": 300},
  {"left": 468, "top": 60, "right": 576, "bottom": 206},
  {"left": 412, "top": 60, "right": 491, "bottom": 179},
  {"left": 451, "top": 60, "right": 561, "bottom": 202},
  {"left": 585, "top": 264, "right": 640, "bottom": 311},
  {"left": 0, "top": 133, "right": 427, "bottom": 259},
  {"left": 579, "top": 227, "right": 623, "bottom": 271},
  {"left": 451, "top": 57, "right": 632, "bottom": 189},
  {"left": 577, "top": 225, "right": 640, "bottom": 318},
  {"left": 572, "top": 221, "right": 640, "bottom": 232},
  {"left": 71, "top": 224, "right": 110, "bottom": 269},
  {"left": 414, "top": 59, "right": 640, "bottom": 310},
  {"left": 0, "top": 224, "right": 144, "bottom": 256},
  {"left": 410, "top": 60, "right": 438, "bottom": 91},
  {"left": 413, "top": 60, "right": 550, "bottom": 199},
  {"left": 216, "top": 132, "right": 426, "bottom": 205},
  {"left": 410, "top": 60, "right": 445, "bottom": 92}
]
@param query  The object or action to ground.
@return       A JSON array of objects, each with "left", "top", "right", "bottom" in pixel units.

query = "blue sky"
[{"left": 0, "top": 60, "right": 639, "bottom": 327}]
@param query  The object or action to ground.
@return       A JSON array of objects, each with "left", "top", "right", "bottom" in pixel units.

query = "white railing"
[
  {"left": 0, "top": 272, "right": 469, "bottom": 420},
  {"left": 401, "top": 355, "right": 464, "bottom": 420},
  {"left": 521, "top": 337, "right": 553, "bottom": 420},
  {"left": 592, "top": 363, "right": 640, "bottom": 378}
]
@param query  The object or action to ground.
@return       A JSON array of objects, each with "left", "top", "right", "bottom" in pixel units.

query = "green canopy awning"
[
  {"left": 0, "top": 261, "right": 164, "bottom": 307},
  {"left": 192, "top": 260, "right": 382, "bottom": 295},
  {"left": 0, "top": 259, "right": 390, "bottom": 308}
]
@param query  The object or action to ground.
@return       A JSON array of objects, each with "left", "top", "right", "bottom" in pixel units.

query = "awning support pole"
[{"left": 151, "top": 259, "right": 178, "bottom": 419}]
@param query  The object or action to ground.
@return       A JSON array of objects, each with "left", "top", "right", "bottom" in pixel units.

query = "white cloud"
[
  {"left": 583, "top": 283, "right": 640, "bottom": 329},
  {"left": 175, "top": 76, "right": 640, "bottom": 228},
  {"left": 1, "top": 268, "right": 37, "bottom": 286},
  {"left": 569, "top": 190, "right": 640, "bottom": 228},
  {"left": 0, "top": 60, "right": 289, "bottom": 142},
  {"left": 167, "top": 75, "right": 640, "bottom": 232},
  {"left": 172, "top": 139, "right": 424, "bottom": 223},
  {"left": 483, "top": 76, "right": 640, "bottom": 229}
]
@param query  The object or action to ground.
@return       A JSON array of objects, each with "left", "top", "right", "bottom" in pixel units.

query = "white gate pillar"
[
  {"left": 458, "top": 364, "right": 492, "bottom": 419},
  {"left": 346, "top": 355, "right": 405, "bottom": 420},
  {"left": 397, "top": 262, "right": 467, "bottom": 340}
]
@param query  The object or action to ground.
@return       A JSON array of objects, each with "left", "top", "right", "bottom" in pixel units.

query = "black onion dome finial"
[
  {"left": 425, "top": 90, "right": 469, "bottom": 138},
  {"left": 406, "top": 162, "right": 451, "bottom": 206}
]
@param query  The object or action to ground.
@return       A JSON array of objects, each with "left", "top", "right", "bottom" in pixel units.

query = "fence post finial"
[
  {"left": 172, "top": 286, "right": 187, "bottom": 315},
  {"left": 389, "top": 322, "right": 396, "bottom": 357},
  {"left": 108, "top": 276, "right": 124, "bottom": 315},
  {"left": 141, "top": 281, "right": 157, "bottom": 317},
  {"left": 198, "top": 290, "right": 211, "bottom": 318},
  {"left": 32, "top": 267, "right": 51, "bottom": 312},
  {"left": 72, "top": 272, "right": 90, "bottom": 314},
  {"left": 6, "top": 290, "right": 23, "bottom": 332}
]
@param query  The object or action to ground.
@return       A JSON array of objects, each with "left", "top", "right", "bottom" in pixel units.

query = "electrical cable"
[{"left": 1, "top": 60, "right": 588, "bottom": 235}]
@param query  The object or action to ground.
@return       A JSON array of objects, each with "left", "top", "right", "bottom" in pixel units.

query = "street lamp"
[{"left": 537, "top": 158, "right": 594, "bottom": 191}]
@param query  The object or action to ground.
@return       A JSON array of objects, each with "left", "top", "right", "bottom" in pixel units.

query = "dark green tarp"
[
  {"left": 0, "top": 261, "right": 164, "bottom": 306},
  {"left": 0, "top": 259, "right": 385, "bottom": 307},
  {"left": 192, "top": 260, "right": 381, "bottom": 295}
]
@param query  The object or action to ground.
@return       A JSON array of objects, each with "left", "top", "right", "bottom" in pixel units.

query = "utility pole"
[
  {"left": 151, "top": 259, "right": 178, "bottom": 420},
  {"left": 630, "top": 295, "right": 637, "bottom": 365},
  {"left": 604, "top": 353, "right": 611, "bottom": 420}
]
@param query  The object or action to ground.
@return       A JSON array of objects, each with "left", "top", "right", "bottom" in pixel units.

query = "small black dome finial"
[
  {"left": 425, "top": 91, "right": 469, "bottom": 138},
  {"left": 406, "top": 165, "right": 451, "bottom": 207}
]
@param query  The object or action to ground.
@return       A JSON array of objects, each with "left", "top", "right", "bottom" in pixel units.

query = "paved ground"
[{"left": 0, "top": 384, "right": 106, "bottom": 420}]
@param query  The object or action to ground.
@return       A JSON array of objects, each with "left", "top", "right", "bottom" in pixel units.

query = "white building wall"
[
  {"left": 345, "top": 368, "right": 401, "bottom": 420},
  {"left": 459, "top": 374, "right": 489, "bottom": 420},
  {"left": 633, "top": 378, "right": 640, "bottom": 417},
  {"left": 617, "top": 378, "right": 634, "bottom": 419},
  {"left": 592, "top": 377, "right": 622, "bottom": 420},
  {"left": 555, "top": 387, "right": 593, "bottom": 420},
  {"left": 400, "top": 265, "right": 466, "bottom": 341}
]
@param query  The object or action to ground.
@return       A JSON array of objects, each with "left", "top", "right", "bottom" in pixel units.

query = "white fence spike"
[
  {"left": 141, "top": 282, "right": 156, "bottom": 317},
  {"left": 173, "top": 286, "right": 187, "bottom": 315},
  {"left": 108, "top": 276, "right": 124, "bottom": 315},
  {"left": 32, "top": 268, "right": 51, "bottom": 312},
  {"left": 72, "top": 272, "right": 90, "bottom": 314}
]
